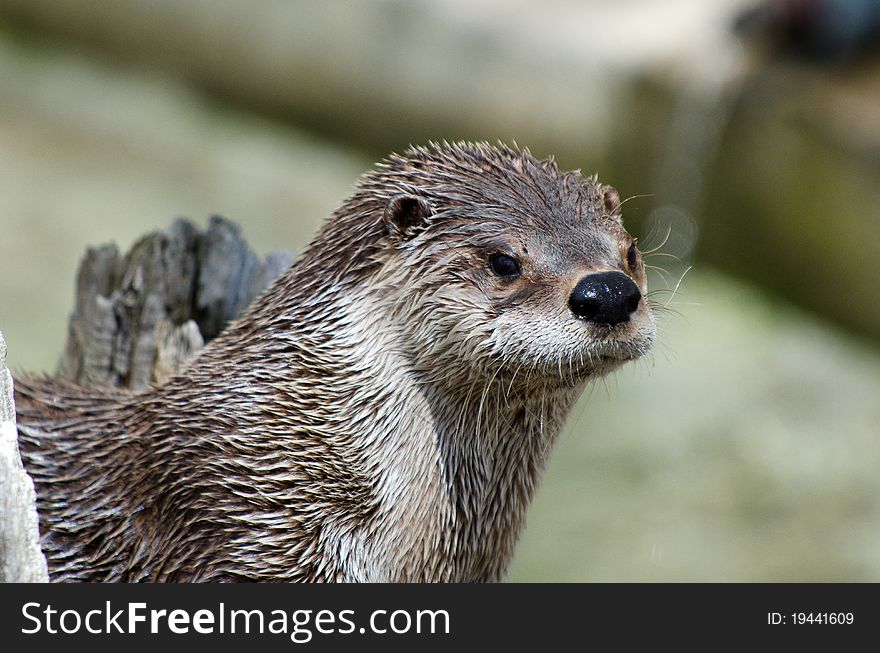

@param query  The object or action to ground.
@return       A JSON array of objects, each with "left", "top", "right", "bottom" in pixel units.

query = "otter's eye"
[
  {"left": 489, "top": 253, "right": 521, "bottom": 278},
  {"left": 626, "top": 242, "right": 639, "bottom": 271}
]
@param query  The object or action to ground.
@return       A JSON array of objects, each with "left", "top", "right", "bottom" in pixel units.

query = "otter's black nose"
[{"left": 569, "top": 271, "right": 642, "bottom": 326}]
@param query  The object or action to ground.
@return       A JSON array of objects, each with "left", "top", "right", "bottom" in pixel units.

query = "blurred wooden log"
[
  {"left": 57, "top": 216, "right": 293, "bottom": 390},
  {"left": 0, "top": 331, "right": 49, "bottom": 582}
]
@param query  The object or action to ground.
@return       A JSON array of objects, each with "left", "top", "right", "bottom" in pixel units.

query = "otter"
[{"left": 14, "top": 141, "right": 656, "bottom": 582}]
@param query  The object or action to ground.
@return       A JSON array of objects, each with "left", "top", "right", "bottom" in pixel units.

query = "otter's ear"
[
  {"left": 383, "top": 194, "right": 434, "bottom": 240},
  {"left": 601, "top": 185, "right": 623, "bottom": 223}
]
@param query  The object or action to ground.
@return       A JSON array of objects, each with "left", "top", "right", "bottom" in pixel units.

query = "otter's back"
[{"left": 14, "top": 376, "right": 138, "bottom": 581}]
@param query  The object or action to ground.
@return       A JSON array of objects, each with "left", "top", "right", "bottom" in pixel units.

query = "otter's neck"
[
  {"left": 168, "top": 266, "right": 584, "bottom": 581},
  {"left": 339, "top": 298, "right": 583, "bottom": 582}
]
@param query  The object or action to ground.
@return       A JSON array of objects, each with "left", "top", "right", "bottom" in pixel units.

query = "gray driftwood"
[{"left": 57, "top": 216, "right": 292, "bottom": 390}]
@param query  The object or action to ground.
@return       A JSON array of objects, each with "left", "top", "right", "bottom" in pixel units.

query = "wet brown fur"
[{"left": 15, "top": 142, "right": 655, "bottom": 581}]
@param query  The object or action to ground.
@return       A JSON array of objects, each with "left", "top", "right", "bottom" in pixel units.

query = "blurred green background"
[{"left": 1, "top": 0, "right": 878, "bottom": 581}]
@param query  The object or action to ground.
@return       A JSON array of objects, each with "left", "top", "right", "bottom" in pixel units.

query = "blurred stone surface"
[
  {"left": 0, "top": 0, "right": 755, "bottom": 158},
  {"left": 696, "top": 64, "right": 880, "bottom": 339},
  {"left": 0, "top": 331, "right": 49, "bottom": 583}
]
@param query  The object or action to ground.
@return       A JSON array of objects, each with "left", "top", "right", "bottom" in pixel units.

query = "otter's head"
[{"left": 336, "top": 142, "right": 656, "bottom": 388}]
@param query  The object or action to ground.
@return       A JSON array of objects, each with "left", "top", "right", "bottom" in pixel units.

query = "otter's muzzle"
[{"left": 569, "top": 271, "right": 642, "bottom": 326}]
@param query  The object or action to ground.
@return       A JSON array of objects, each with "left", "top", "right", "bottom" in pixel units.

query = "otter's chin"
[
  {"left": 587, "top": 340, "right": 650, "bottom": 363},
  {"left": 574, "top": 355, "right": 627, "bottom": 382},
  {"left": 490, "top": 324, "right": 654, "bottom": 388},
  {"left": 583, "top": 314, "right": 656, "bottom": 363},
  {"left": 519, "top": 353, "right": 627, "bottom": 389},
  {"left": 564, "top": 330, "right": 654, "bottom": 383}
]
